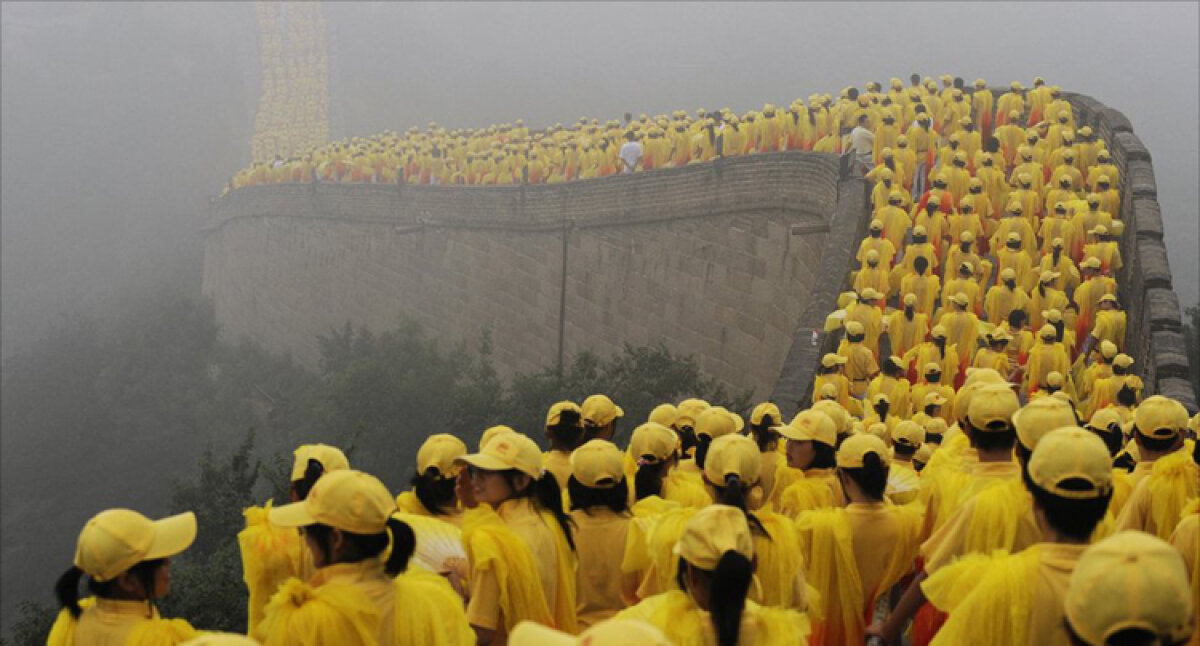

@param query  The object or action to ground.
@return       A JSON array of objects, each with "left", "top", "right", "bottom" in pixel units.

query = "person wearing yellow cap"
[
  {"left": 1029, "top": 269, "right": 1069, "bottom": 330},
  {"left": 581, "top": 394, "right": 625, "bottom": 443},
  {"left": 626, "top": 421, "right": 710, "bottom": 510},
  {"left": 898, "top": 254, "right": 941, "bottom": 317},
  {"left": 238, "top": 443, "right": 350, "bottom": 634},
  {"left": 1115, "top": 396, "right": 1197, "bottom": 539},
  {"left": 617, "top": 504, "right": 810, "bottom": 645},
  {"left": 745, "top": 402, "right": 801, "bottom": 508},
  {"left": 862, "top": 392, "right": 900, "bottom": 436},
  {"left": 1089, "top": 354, "right": 1143, "bottom": 423},
  {"left": 48, "top": 509, "right": 199, "bottom": 646},
  {"left": 1072, "top": 258, "right": 1116, "bottom": 352},
  {"left": 1086, "top": 150, "right": 1121, "bottom": 194},
  {"left": 875, "top": 190, "right": 913, "bottom": 250},
  {"left": 396, "top": 434, "right": 467, "bottom": 525},
  {"left": 903, "top": 327, "right": 959, "bottom": 391},
  {"left": 1081, "top": 294, "right": 1126, "bottom": 357},
  {"left": 1078, "top": 340, "right": 1118, "bottom": 410},
  {"left": 800, "top": 434, "right": 922, "bottom": 645},
  {"left": 938, "top": 292, "right": 981, "bottom": 377},
  {"left": 1084, "top": 224, "right": 1123, "bottom": 274},
  {"left": 885, "top": 293, "right": 931, "bottom": 361},
  {"left": 1070, "top": 196, "right": 1113, "bottom": 262},
  {"left": 774, "top": 409, "right": 846, "bottom": 518},
  {"left": 972, "top": 328, "right": 1014, "bottom": 378},
  {"left": 910, "top": 375, "right": 955, "bottom": 428},
  {"left": 1024, "top": 323, "right": 1072, "bottom": 396},
  {"left": 455, "top": 431, "right": 579, "bottom": 641},
  {"left": 939, "top": 261, "right": 982, "bottom": 318},
  {"left": 543, "top": 401, "right": 586, "bottom": 490},
  {"left": 868, "top": 356, "right": 913, "bottom": 425},
  {"left": 1064, "top": 531, "right": 1196, "bottom": 646},
  {"left": 889, "top": 420, "right": 926, "bottom": 505},
  {"left": 907, "top": 428, "right": 1116, "bottom": 646},
  {"left": 510, "top": 617, "right": 672, "bottom": 646},
  {"left": 857, "top": 219, "right": 897, "bottom": 268},
  {"left": 983, "top": 267, "right": 1030, "bottom": 327},
  {"left": 813, "top": 353, "right": 851, "bottom": 408},
  {"left": 911, "top": 193, "right": 949, "bottom": 261},
  {"left": 261, "top": 469, "right": 473, "bottom": 646},
  {"left": 996, "top": 228, "right": 1037, "bottom": 292},
  {"left": 854, "top": 252, "right": 891, "bottom": 303},
  {"left": 566, "top": 440, "right": 638, "bottom": 628},
  {"left": 839, "top": 320, "right": 880, "bottom": 398}
]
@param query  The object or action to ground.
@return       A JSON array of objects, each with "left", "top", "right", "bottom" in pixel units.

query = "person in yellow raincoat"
[
  {"left": 813, "top": 353, "right": 851, "bottom": 408},
  {"left": 48, "top": 509, "right": 200, "bottom": 646},
  {"left": 853, "top": 250, "right": 891, "bottom": 300},
  {"left": 1083, "top": 225, "right": 1123, "bottom": 274},
  {"left": 868, "top": 356, "right": 913, "bottom": 420},
  {"left": 983, "top": 268, "right": 1030, "bottom": 325},
  {"left": 1029, "top": 271, "right": 1069, "bottom": 330},
  {"left": 396, "top": 434, "right": 467, "bottom": 525},
  {"left": 945, "top": 232, "right": 992, "bottom": 290},
  {"left": 565, "top": 440, "right": 639, "bottom": 628},
  {"left": 1024, "top": 325, "right": 1072, "bottom": 397},
  {"left": 995, "top": 82, "right": 1025, "bottom": 127},
  {"left": 944, "top": 198, "right": 985, "bottom": 269},
  {"left": 1038, "top": 238, "right": 1081, "bottom": 292},
  {"left": 875, "top": 191, "right": 913, "bottom": 252},
  {"left": 909, "top": 365, "right": 956, "bottom": 424},
  {"left": 885, "top": 293, "right": 931, "bottom": 359},
  {"left": 939, "top": 262, "right": 983, "bottom": 318},
  {"left": 840, "top": 320, "right": 880, "bottom": 398},
  {"left": 916, "top": 428, "right": 1116, "bottom": 646},
  {"left": 1086, "top": 150, "right": 1121, "bottom": 192},
  {"left": 971, "top": 328, "right": 1014, "bottom": 379},
  {"left": 1084, "top": 294, "right": 1126, "bottom": 355},
  {"left": 844, "top": 291, "right": 884, "bottom": 356},
  {"left": 454, "top": 432, "right": 579, "bottom": 642},
  {"left": 797, "top": 434, "right": 922, "bottom": 645},
  {"left": 1038, "top": 202, "right": 1075, "bottom": 256},
  {"left": 867, "top": 166, "right": 904, "bottom": 213},
  {"left": 262, "top": 469, "right": 474, "bottom": 646},
  {"left": 615, "top": 504, "right": 811, "bottom": 646},
  {"left": 904, "top": 325, "right": 959, "bottom": 388},
  {"left": 1078, "top": 340, "right": 1118, "bottom": 406},
  {"left": 939, "top": 292, "right": 981, "bottom": 373},
  {"left": 900, "top": 255, "right": 942, "bottom": 319},
  {"left": 774, "top": 409, "right": 846, "bottom": 518},
  {"left": 542, "top": 401, "right": 585, "bottom": 490},
  {"left": 862, "top": 392, "right": 902, "bottom": 438},
  {"left": 1073, "top": 258, "right": 1117, "bottom": 350},
  {"left": 1070, "top": 196, "right": 1113, "bottom": 262},
  {"left": 625, "top": 421, "right": 711, "bottom": 511},
  {"left": 971, "top": 79, "right": 994, "bottom": 137},
  {"left": 1091, "top": 174, "right": 1120, "bottom": 218},
  {"left": 990, "top": 204, "right": 1037, "bottom": 270},
  {"left": 858, "top": 220, "right": 898, "bottom": 268},
  {"left": 894, "top": 135, "right": 918, "bottom": 191}
]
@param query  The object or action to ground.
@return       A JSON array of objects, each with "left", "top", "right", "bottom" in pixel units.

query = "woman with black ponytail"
[
  {"left": 396, "top": 434, "right": 467, "bottom": 525},
  {"left": 264, "top": 469, "right": 473, "bottom": 646},
  {"left": 627, "top": 422, "right": 710, "bottom": 508},
  {"left": 747, "top": 402, "right": 801, "bottom": 508},
  {"left": 239, "top": 443, "right": 350, "bottom": 634},
  {"left": 795, "top": 434, "right": 921, "bottom": 645},
  {"left": 617, "top": 505, "right": 810, "bottom": 645},
  {"left": 455, "top": 430, "right": 579, "bottom": 642},
  {"left": 48, "top": 509, "right": 199, "bottom": 645},
  {"left": 542, "top": 401, "right": 586, "bottom": 491},
  {"left": 776, "top": 409, "right": 846, "bottom": 518}
]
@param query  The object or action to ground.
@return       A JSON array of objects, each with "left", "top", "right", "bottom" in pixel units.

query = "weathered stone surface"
[
  {"left": 1127, "top": 160, "right": 1158, "bottom": 199},
  {"left": 1131, "top": 198, "right": 1163, "bottom": 239},
  {"left": 1146, "top": 288, "right": 1183, "bottom": 331},
  {"left": 1157, "top": 378, "right": 1199, "bottom": 413},
  {"left": 1136, "top": 238, "right": 1173, "bottom": 289},
  {"left": 1115, "top": 132, "right": 1151, "bottom": 163},
  {"left": 1099, "top": 107, "right": 1133, "bottom": 133}
]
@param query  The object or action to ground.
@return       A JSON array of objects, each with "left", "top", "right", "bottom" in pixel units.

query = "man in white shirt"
[
  {"left": 849, "top": 114, "right": 875, "bottom": 173},
  {"left": 619, "top": 130, "right": 643, "bottom": 174}
]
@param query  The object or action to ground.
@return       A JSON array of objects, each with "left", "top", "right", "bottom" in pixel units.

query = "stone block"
[
  {"left": 1131, "top": 198, "right": 1163, "bottom": 239},
  {"left": 1127, "top": 160, "right": 1158, "bottom": 199},
  {"left": 1115, "top": 132, "right": 1151, "bottom": 163},
  {"left": 1099, "top": 108, "right": 1133, "bottom": 133},
  {"left": 1136, "top": 239, "right": 1174, "bottom": 289},
  {"left": 1145, "top": 288, "right": 1183, "bottom": 331},
  {"left": 1156, "top": 378, "right": 1199, "bottom": 413}
]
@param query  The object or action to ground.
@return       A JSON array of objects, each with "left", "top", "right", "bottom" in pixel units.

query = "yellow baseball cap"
[
  {"left": 1013, "top": 396, "right": 1079, "bottom": 450},
  {"left": 675, "top": 398, "right": 711, "bottom": 428},
  {"left": 860, "top": 288, "right": 883, "bottom": 300},
  {"left": 774, "top": 409, "right": 837, "bottom": 446},
  {"left": 960, "top": 231, "right": 976, "bottom": 243},
  {"left": 1065, "top": 531, "right": 1195, "bottom": 645},
  {"left": 1098, "top": 340, "right": 1118, "bottom": 359},
  {"left": 455, "top": 431, "right": 544, "bottom": 478},
  {"left": 923, "top": 363, "right": 944, "bottom": 378},
  {"left": 1027, "top": 428, "right": 1113, "bottom": 498},
  {"left": 629, "top": 423, "right": 679, "bottom": 463},
  {"left": 510, "top": 619, "right": 673, "bottom": 646},
  {"left": 180, "top": 635, "right": 260, "bottom": 646},
  {"left": 923, "top": 417, "right": 949, "bottom": 437},
  {"left": 647, "top": 403, "right": 679, "bottom": 428},
  {"left": 1044, "top": 309, "right": 1064, "bottom": 324},
  {"left": 581, "top": 394, "right": 624, "bottom": 427},
  {"left": 813, "top": 400, "right": 852, "bottom": 434},
  {"left": 1112, "top": 354, "right": 1134, "bottom": 369},
  {"left": 930, "top": 326, "right": 947, "bottom": 340},
  {"left": 1045, "top": 371, "right": 1064, "bottom": 387},
  {"left": 1080, "top": 257, "right": 1102, "bottom": 269},
  {"left": 546, "top": 401, "right": 583, "bottom": 428},
  {"left": 949, "top": 292, "right": 969, "bottom": 307},
  {"left": 819, "top": 383, "right": 839, "bottom": 400},
  {"left": 1098, "top": 293, "right": 1118, "bottom": 305},
  {"left": 704, "top": 434, "right": 762, "bottom": 485},
  {"left": 74, "top": 509, "right": 197, "bottom": 582},
  {"left": 967, "top": 384, "right": 1020, "bottom": 430},
  {"left": 715, "top": 406, "right": 746, "bottom": 433},
  {"left": 865, "top": 423, "right": 890, "bottom": 442},
  {"left": 821, "top": 353, "right": 848, "bottom": 368},
  {"left": 695, "top": 407, "right": 737, "bottom": 439},
  {"left": 1134, "top": 395, "right": 1188, "bottom": 440},
  {"left": 570, "top": 440, "right": 625, "bottom": 487},
  {"left": 416, "top": 434, "right": 468, "bottom": 476},
  {"left": 291, "top": 443, "right": 350, "bottom": 481},
  {"left": 479, "top": 425, "right": 517, "bottom": 451},
  {"left": 1039, "top": 324, "right": 1058, "bottom": 340},
  {"left": 749, "top": 402, "right": 782, "bottom": 427},
  {"left": 892, "top": 420, "right": 925, "bottom": 447},
  {"left": 903, "top": 293, "right": 918, "bottom": 306},
  {"left": 1087, "top": 408, "right": 1124, "bottom": 432},
  {"left": 845, "top": 320, "right": 866, "bottom": 337},
  {"left": 270, "top": 470, "right": 396, "bottom": 535},
  {"left": 871, "top": 392, "right": 891, "bottom": 406},
  {"left": 837, "top": 433, "right": 891, "bottom": 468},
  {"left": 675, "top": 504, "right": 753, "bottom": 570},
  {"left": 913, "top": 444, "right": 935, "bottom": 464}
]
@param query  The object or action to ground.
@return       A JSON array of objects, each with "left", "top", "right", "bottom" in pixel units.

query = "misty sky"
[{"left": 3, "top": 1, "right": 1198, "bottom": 359}]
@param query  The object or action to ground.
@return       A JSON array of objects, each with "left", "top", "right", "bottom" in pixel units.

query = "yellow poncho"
[
  {"left": 616, "top": 590, "right": 811, "bottom": 646},
  {"left": 238, "top": 501, "right": 306, "bottom": 635},
  {"left": 923, "top": 547, "right": 1041, "bottom": 646},
  {"left": 47, "top": 598, "right": 199, "bottom": 646},
  {"left": 257, "top": 578, "right": 379, "bottom": 646},
  {"left": 392, "top": 568, "right": 475, "bottom": 646}
]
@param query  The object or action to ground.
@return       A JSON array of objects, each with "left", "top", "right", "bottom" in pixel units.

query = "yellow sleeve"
[
  {"left": 46, "top": 603, "right": 86, "bottom": 646},
  {"left": 238, "top": 502, "right": 303, "bottom": 635},
  {"left": 926, "top": 550, "right": 1040, "bottom": 646},
  {"left": 462, "top": 511, "right": 555, "bottom": 632},
  {"left": 123, "top": 618, "right": 198, "bottom": 646},
  {"left": 393, "top": 568, "right": 474, "bottom": 646},
  {"left": 795, "top": 508, "right": 865, "bottom": 646},
  {"left": 257, "top": 579, "right": 379, "bottom": 646}
]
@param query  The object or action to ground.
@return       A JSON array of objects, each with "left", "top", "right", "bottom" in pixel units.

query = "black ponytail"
[
  {"left": 675, "top": 551, "right": 754, "bottom": 646},
  {"left": 749, "top": 418, "right": 778, "bottom": 453},
  {"left": 694, "top": 435, "right": 714, "bottom": 469},
  {"left": 567, "top": 476, "right": 629, "bottom": 514},
  {"left": 292, "top": 459, "right": 325, "bottom": 500},
  {"left": 709, "top": 475, "right": 770, "bottom": 538},
  {"left": 383, "top": 517, "right": 416, "bottom": 577},
  {"left": 507, "top": 470, "right": 577, "bottom": 551},
  {"left": 411, "top": 468, "right": 457, "bottom": 516},
  {"left": 841, "top": 452, "right": 889, "bottom": 500},
  {"left": 634, "top": 459, "right": 667, "bottom": 500},
  {"left": 547, "top": 410, "right": 584, "bottom": 450},
  {"left": 55, "top": 566, "right": 85, "bottom": 618}
]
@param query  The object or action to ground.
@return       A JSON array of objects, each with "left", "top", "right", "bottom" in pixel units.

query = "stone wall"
[
  {"left": 1065, "top": 93, "right": 1197, "bottom": 411},
  {"left": 203, "top": 153, "right": 846, "bottom": 400}
]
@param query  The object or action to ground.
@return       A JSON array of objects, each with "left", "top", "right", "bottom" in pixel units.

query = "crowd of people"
[{"left": 55, "top": 75, "right": 1198, "bottom": 646}]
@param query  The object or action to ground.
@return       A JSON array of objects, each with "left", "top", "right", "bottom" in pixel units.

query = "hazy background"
[{"left": 2, "top": 0, "right": 1197, "bottom": 628}]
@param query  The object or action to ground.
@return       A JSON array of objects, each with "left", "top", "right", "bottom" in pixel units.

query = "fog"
[{"left": 1, "top": 0, "right": 1197, "bottom": 630}]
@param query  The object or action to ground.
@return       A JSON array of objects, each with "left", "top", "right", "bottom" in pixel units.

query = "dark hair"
[
  {"left": 1022, "top": 473, "right": 1112, "bottom": 541},
  {"left": 547, "top": 410, "right": 585, "bottom": 450},
  {"left": 840, "top": 452, "right": 889, "bottom": 500},
  {"left": 707, "top": 474, "right": 770, "bottom": 537},
  {"left": 749, "top": 418, "right": 778, "bottom": 453},
  {"left": 967, "top": 423, "right": 1017, "bottom": 452},
  {"left": 1009, "top": 309, "right": 1029, "bottom": 329},
  {"left": 1117, "top": 384, "right": 1137, "bottom": 406},
  {"left": 634, "top": 458, "right": 668, "bottom": 500},
  {"left": 676, "top": 552, "right": 754, "bottom": 646},
  {"left": 694, "top": 435, "right": 714, "bottom": 470},
  {"left": 1066, "top": 621, "right": 1188, "bottom": 646},
  {"left": 914, "top": 256, "right": 929, "bottom": 273},
  {"left": 873, "top": 401, "right": 890, "bottom": 419},
  {"left": 291, "top": 459, "right": 326, "bottom": 500},
  {"left": 883, "top": 359, "right": 902, "bottom": 377},
  {"left": 411, "top": 468, "right": 456, "bottom": 516},
  {"left": 678, "top": 425, "right": 699, "bottom": 455},
  {"left": 809, "top": 441, "right": 837, "bottom": 469},
  {"left": 985, "top": 136, "right": 1001, "bottom": 153},
  {"left": 893, "top": 443, "right": 917, "bottom": 458},
  {"left": 305, "top": 517, "right": 416, "bottom": 577},
  {"left": 1087, "top": 424, "right": 1124, "bottom": 457},
  {"left": 1133, "top": 427, "right": 1178, "bottom": 453},
  {"left": 503, "top": 470, "right": 576, "bottom": 550},
  {"left": 847, "top": 332, "right": 866, "bottom": 343},
  {"left": 583, "top": 418, "right": 619, "bottom": 443},
  {"left": 567, "top": 476, "right": 629, "bottom": 514},
  {"left": 55, "top": 558, "right": 166, "bottom": 619}
]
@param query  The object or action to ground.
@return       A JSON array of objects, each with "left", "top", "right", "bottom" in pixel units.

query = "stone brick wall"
[
  {"left": 1065, "top": 93, "right": 1197, "bottom": 411},
  {"left": 204, "top": 153, "right": 843, "bottom": 400}
]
